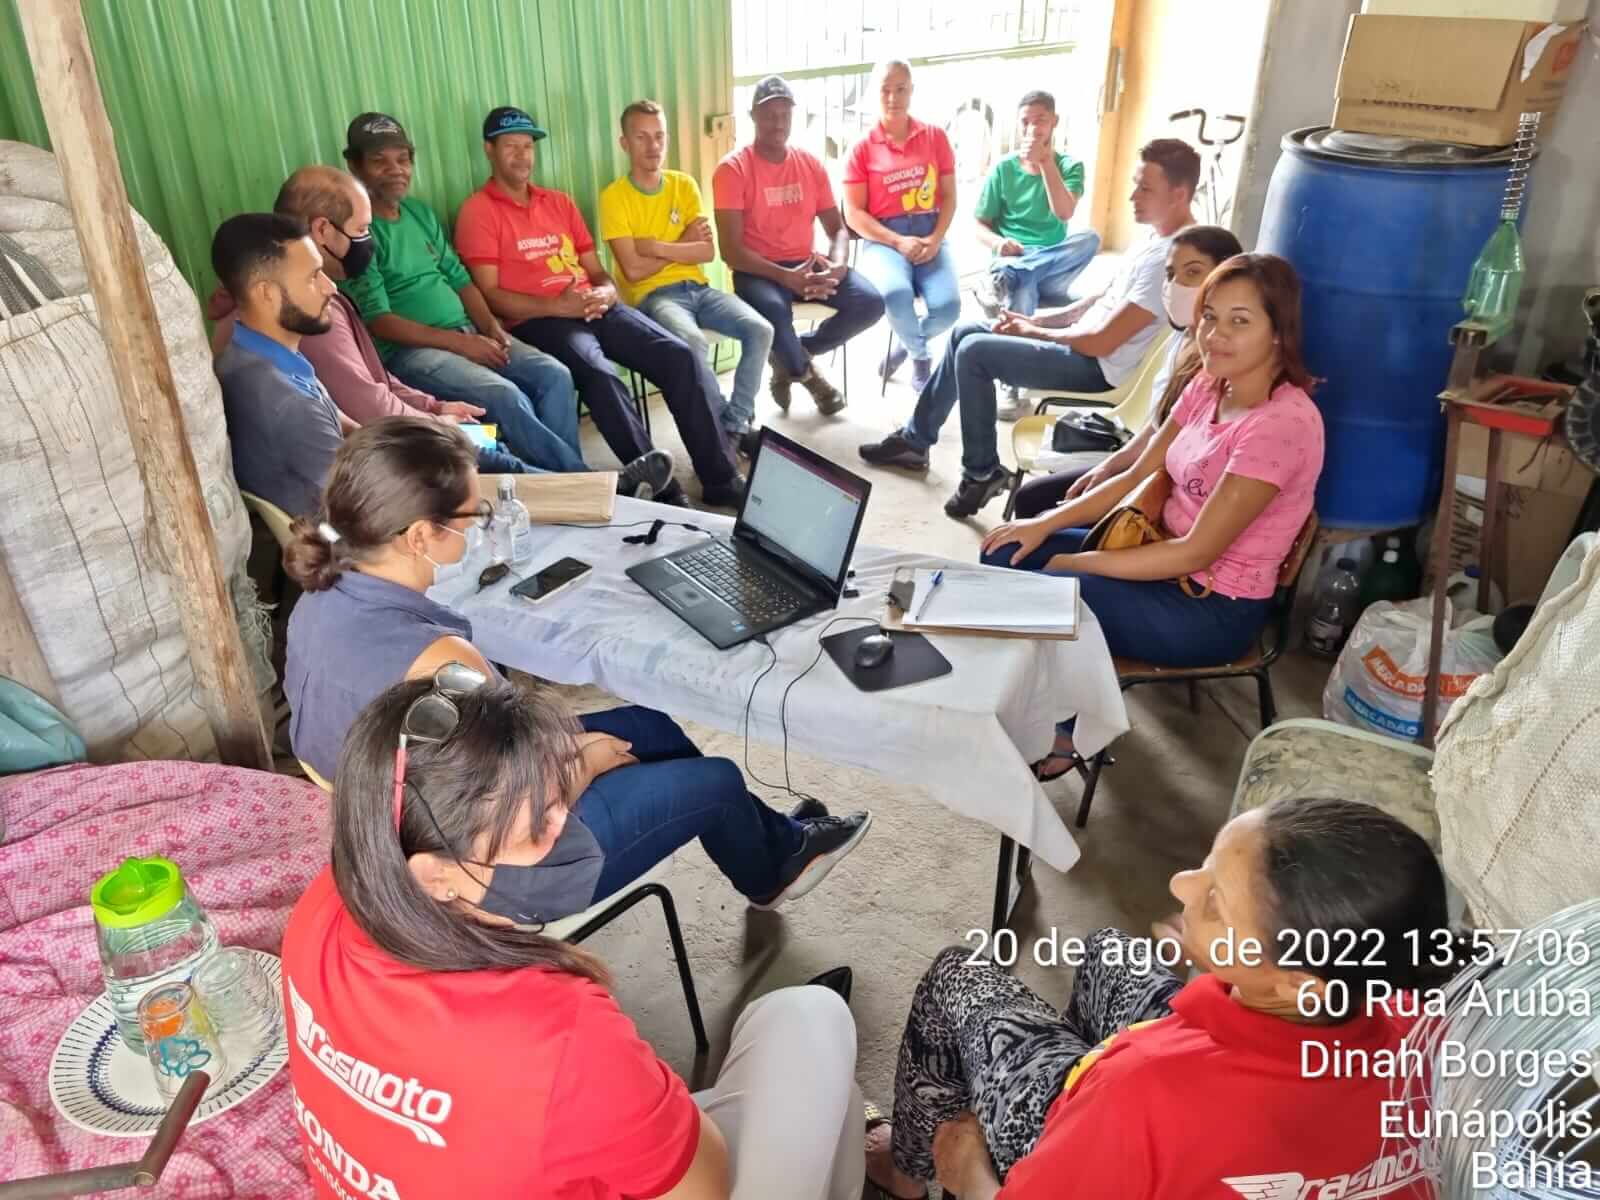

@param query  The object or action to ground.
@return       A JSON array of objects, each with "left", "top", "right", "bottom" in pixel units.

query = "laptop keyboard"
[{"left": 675, "top": 540, "right": 808, "bottom": 624}]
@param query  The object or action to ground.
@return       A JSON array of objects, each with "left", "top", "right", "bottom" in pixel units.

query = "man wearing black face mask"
[{"left": 212, "top": 211, "right": 348, "bottom": 518}]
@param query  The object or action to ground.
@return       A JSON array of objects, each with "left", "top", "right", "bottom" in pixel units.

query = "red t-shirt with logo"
[
  {"left": 281, "top": 868, "right": 701, "bottom": 1200},
  {"left": 712, "top": 144, "right": 834, "bottom": 264},
  {"left": 454, "top": 181, "right": 594, "bottom": 298},
  {"left": 843, "top": 120, "right": 956, "bottom": 221},
  {"left": 998, "top": 976, "right": 1431, "bottom": 1199}
]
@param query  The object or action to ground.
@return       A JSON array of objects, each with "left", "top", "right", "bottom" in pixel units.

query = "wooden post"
[
  {"left": 0, "top": 542, "right": 62, "bottom": 711},
  {"left": 15, "top": 0, "right": 270, "bottom": 769}
]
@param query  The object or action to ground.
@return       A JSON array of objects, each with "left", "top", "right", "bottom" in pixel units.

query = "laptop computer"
[{"left": 627, "top": 428, "right": 872, "bottom": 649}]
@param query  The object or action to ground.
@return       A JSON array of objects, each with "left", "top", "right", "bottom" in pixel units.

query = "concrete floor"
[{"left": 564, "top": 307, "right": 1337, "bottom": 1107}]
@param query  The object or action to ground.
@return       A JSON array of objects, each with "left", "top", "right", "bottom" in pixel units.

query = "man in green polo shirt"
[{"left": 973, "top": 90, "right": 1101, "bottom": 320}]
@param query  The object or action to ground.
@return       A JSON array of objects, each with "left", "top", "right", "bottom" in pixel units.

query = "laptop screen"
[{"left": 737, "top": 431, "right": 870, "bottom": 591}]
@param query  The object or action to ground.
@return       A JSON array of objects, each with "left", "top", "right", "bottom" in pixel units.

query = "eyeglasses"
[
  {"left": 393, "top": 661, "right": 489, "bottom": 831},
  {"left": 392, "top": 500, "right": 493, "bottom": 538}
]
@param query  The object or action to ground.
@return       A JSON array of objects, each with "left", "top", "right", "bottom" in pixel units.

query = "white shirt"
[{"left": 1079, "top": 229, "right": 1175, "bottom": 386}]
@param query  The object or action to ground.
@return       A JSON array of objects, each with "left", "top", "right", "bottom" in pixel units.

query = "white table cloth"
[{"left": 432, "top": 498, "right": 1128, "bottom": 873}]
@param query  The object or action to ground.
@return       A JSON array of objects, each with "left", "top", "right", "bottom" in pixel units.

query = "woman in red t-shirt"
[
  {"left": 864, "top": 796, "right": 1471, "bottom": 1200},
  {"left": 842, "top": 60, "right": 960, "bottom": 393},
  {"left": 281, "top": 677, "right": 865, "bottom": 1199}
]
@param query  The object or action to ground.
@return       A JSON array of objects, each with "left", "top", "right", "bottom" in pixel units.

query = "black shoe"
[
  {"left": 700, "top": 473, "right": 748, "bottom": 509},
  {"left": 737, "top": 427, "right": 764, "bottom": 460},
  {"left": 789, "top": 795, "right": 828, "bottom": 821},
  {"left": 944, "top": 469, "right": 1012, "bottom": 519},
  {"left": 858, "top": 432, "right": 930, "bottom": 472},
  {"left": 806, "top": 966, "right": 853, "bottom": 1003},
  {"left": 750, "top": 811, "right": 873, "bottom": 910},
  {"left": 655, "top": 481, "right": 691, "bottom": 508},
  {"left": 617, "top": 448, "right": 675, "bottom": 500}
]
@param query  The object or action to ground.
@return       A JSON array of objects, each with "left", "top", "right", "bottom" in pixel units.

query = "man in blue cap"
[{"left": 456, "top": 106, "right": 744, "bottom": 509}]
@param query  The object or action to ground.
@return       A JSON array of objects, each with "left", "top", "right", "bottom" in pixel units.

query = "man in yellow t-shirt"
[{"left": 600, "top": 99, "right": 774, "bottom": 460}]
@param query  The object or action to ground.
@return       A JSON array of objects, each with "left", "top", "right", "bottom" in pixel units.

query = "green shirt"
[
  {"left": 973, "top": 152, "right": 1085, "bottom": 248},
  {"left": 340, "top": 196, "right": 473, "bottom": 360}
]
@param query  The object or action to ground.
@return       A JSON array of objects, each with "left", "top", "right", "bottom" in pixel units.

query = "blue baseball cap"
[{"left": 483, "top": 106, "right": 548, "bottom": 142}]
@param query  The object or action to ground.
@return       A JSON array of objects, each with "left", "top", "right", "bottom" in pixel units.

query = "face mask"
[
  {"left": 1162, "top": 279, "right": 1201, "bottom": 329},
  {"left": 424, "top": 524, "right": 480, "bottom": 586},
  {"left": 336, "top": 229, "right": 375, "bottom": 279},
  {"left": 477, "top": 816, "right": 606, "bottom": 926}
]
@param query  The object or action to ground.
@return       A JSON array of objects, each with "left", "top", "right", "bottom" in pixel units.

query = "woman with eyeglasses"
[
  {"left": 281, "top": 676, "right": 865, "bottom": 1198},
  {"left": 281, "top": 416, "right": 872, "bottom": 926}
]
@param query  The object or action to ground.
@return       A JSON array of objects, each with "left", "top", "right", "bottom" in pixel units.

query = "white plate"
[{"left": 48, "top": 949, "right": 288, "bottom": 1138}]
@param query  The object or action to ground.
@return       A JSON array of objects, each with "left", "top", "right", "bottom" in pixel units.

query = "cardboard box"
[
  {"left": 1448, "top": 476, "right": 1588, "bottom": 603},
  {"left": 1362, "top": 0, "right": 1588, "bottom": 22},
  {"left": 1333, "top": 16, "right": 1585, "bottom": 146},
  {"left": 1457, "top": 422, "right": 1595, "bottom": 499}
]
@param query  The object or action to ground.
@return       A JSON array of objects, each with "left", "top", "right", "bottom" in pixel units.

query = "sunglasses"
[{"left": 393, "top": 661, "right": 490, "bottom": 831}]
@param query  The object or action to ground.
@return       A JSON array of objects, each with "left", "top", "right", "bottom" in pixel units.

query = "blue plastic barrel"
[{"left": 1258, "top": 128, "right": 1519, "bottom": 530}]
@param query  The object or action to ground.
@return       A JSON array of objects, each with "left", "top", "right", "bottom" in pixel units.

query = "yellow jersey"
[{"left": 598, "top": 170, "right": 710, "bottom": 306}]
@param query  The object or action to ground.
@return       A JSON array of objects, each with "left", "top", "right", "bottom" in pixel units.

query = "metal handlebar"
[{"left": 1169, "top": 109, "right": 1248, "bottom": 147}]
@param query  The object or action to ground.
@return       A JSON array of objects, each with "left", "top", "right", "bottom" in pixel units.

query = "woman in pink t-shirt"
[
  {"left": 980, "top": 254, "right": 1324, "bottom": 774},
  {"left": 842, "top": 60, "right": 961, "bottom": 393}
]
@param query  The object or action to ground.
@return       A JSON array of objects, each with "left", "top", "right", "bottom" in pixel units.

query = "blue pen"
[{"left": 912, "top": 569, "right": 944, "bottom": 622}]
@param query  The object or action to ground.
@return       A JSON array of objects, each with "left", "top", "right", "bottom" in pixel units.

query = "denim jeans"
[
  {"left": 901, "top": 319, "right": 1110, "bottom": 479},
  {"left": 855, "top": 212, "right": 961, "bottom": 361},
  {"left": 512, "top": 305, "right": 737, "bottom": 487},
  {"left": 641, "top": 282, "right": 775, "bottom": 435},
  {"left": 475, "top": 444, "right": 539, "bottom": 474},
  {"left": 576, "top": 706, "right": 805, "bottom": 902},
  {"left": 387, "top": 335, "right": 585, "bottom": 472},
  {"left": 979, "top": 527, "right": 1271, "bottom": 666},
  {"left": 733, "top": 264, "right": 885, "bottom": 377},
  {"left": 991, "top": 229, "right": 1102, "bottom": 315}
]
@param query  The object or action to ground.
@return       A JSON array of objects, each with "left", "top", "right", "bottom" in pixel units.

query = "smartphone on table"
[{"left": 511, "top": 557, "right": 592, "bottom": 604}]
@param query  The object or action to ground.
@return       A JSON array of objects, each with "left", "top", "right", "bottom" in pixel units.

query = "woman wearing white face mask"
[
  {"left": 281, "top": 416, "right": 873, "bottom": 924},
  {"left": 1008, "top": 226, "right": 1243, "bottom": 519}
]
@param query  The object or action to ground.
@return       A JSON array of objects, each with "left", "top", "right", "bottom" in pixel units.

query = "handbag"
[
  {"left": 1079, "top": 471, "right": 1214, "bottom": 598},
  {"left": 1050, "top": 411, "right": 1130, "bottom": 455}
]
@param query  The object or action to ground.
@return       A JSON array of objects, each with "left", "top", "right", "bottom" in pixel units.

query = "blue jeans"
[
  {"left": 733, "top": 263, "right": 885, "bottom": 377},
  {"left": 641, "top": 282, "right": 775, "bottom": 435},
  {"left": 979, "top": 527, "right": 1271, "bottom": 666},
  {"left": 992, "top": 229, "right": 1102, "bottom": 315},
  {"left": 901, "top": 319, "right": 1110, "bottom": 479},
  {"left": 855, "top": 212, "right": 962, "bottom": 361},
  {"left": 575, "top": 706, "right": 805, "bottom": 903},
  {"left": 387, "top": 335, "right": 586, "bottom": 473},
  {"left": 475, "top": 444, "right": 537, "bottom": 474}
]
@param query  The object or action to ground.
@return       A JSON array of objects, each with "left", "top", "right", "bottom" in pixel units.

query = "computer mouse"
[{"left": 854, "top": 631, "right": 895, "bottom": 670}]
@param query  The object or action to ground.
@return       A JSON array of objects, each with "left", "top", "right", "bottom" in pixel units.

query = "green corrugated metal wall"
[{"left": 0, "top": 0, "right": 733, "bottom": 297}]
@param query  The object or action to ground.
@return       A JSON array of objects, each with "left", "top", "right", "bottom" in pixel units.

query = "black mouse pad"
[{"left": 821, "top": 626, "right": 953, "bottom": 693}]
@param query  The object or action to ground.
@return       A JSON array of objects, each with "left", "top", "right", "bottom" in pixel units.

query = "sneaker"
[
  {"left": 700, "top": 473, "right": 749, "bottom": 509},
  {"left": 879, "top": 340, "right": 909, "bottom": 381},
  {"left": 975, "top": 272, "right": 1010, "bottom": 319},
  {"left": 800, "top": 364, "right": 846, "bottom": 416},
  {"left": 789, "top": 795, "right": 828, "bottom": 821},
  {"left": 655, "top": 481, "right": 691, "bottom": 508},
  {"left": 944, "top": 469, "right": 1013, "bottom": 519},
  {"left": 768, "top": 353, "right": 794, "bottom": 413},
  {"left": 737, "top": 427, "right": 763, "bottom": 460},
  {"left": 996, "top": 386, "right": 1029, "bottom": 422},
  {"left": 750, "top": 811, "right": 873, "bottom": 910},
  {"left": 858, "top": 431, "right": 930, "bottom": 472},
  {"left": 910, "top": 356, "right": 933, "bottom": 394},
  {"left": 616, "top": 448, "right": 675, "bottom": 500}
]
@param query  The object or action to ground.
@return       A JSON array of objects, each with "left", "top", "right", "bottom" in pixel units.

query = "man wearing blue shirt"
[{"left": 211, "top": 211, "right": 346, "bottom": 517}]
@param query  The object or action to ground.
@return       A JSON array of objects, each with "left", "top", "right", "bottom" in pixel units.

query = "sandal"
[
  {"left": 1031, "top": 751, "right": 1083, "bottom": 783},
  {"left": 864, "top": 1103, "right": 928, "bottom": 1200}
]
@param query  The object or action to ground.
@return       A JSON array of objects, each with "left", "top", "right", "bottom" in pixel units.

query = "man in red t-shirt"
[
  {"left": 456, "top": 106, "right": 743, "bottom": 509},
  {"left": 713, "top": 75, "right": 885, "bottom": 417}
]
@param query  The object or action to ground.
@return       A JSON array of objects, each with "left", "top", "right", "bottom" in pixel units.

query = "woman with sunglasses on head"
[
  {"left": 281, "top": 677, "right": 865, "bottom": 1199},
  {"left": 282, "top": 416, "right": 872, "bottom": 923}
]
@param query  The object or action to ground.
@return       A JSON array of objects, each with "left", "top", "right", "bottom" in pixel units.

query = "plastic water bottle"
[
  {"left": 1308, "top": 557, "right": 1361, "bottom": 658},
  {"left": 91, "top": 856, "right": 220, "bottom": 1053},
  {"left": 493, "top": 477, "right": 533, "bottom": 566}
]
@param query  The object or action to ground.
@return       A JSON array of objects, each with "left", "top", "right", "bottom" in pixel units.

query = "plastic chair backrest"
[
  {"left": 1103, "top": 328, "right": 1178, "bottom": 432},
  {"left": 240, "top": 491, "right": 295, "bottom": 550}
]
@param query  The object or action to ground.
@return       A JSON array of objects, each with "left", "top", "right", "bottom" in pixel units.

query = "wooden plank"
[
  {"left": 478, "top": 472, "right": 618, "bottom": 525},
  {"left": 1088, "top": 0, "right": 1139, "bottom": 238},
  {"left": 0, "top": 541, "right": 63, "bottom": 710},
  {"left": 16, "top": 0, "right": 270, "bottom": 769}
]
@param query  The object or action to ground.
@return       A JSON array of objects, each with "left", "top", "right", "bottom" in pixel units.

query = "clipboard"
[{"left": 883, "top": 568, "right": 1080, "bottom": 641}]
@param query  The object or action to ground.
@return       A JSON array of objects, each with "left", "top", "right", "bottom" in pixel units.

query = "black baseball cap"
[
  {"left": 752, "top": 75, "right": 796, "bottom": 107},
  {"left": 483, "top": 106, "right": 549, "bottom": 142},
  {"left": 344, "top": 112, "right": 413, "bottom": 158}
]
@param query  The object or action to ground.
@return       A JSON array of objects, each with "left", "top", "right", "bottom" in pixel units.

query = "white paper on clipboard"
[{"left": 907, "top": 568, "right": 1079, "bottom": 634}]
